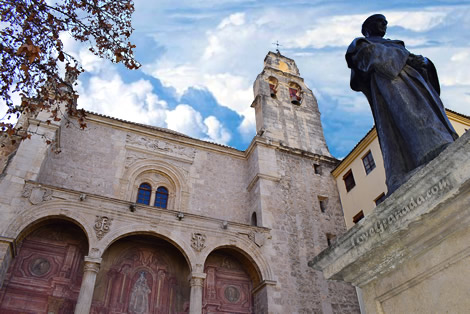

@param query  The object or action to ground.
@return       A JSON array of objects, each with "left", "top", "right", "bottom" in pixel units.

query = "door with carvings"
[
  {"left": 90, "top": 237, "right": 190, "bottom": 314},
  {"left": 203, "top": 252, "right": 254, "bottom": 314},
  {"left": 0, "top": 222, "right": 88, "bottom": 314}
]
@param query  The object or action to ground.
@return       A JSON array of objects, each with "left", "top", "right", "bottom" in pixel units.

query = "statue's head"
[{"left": 362, "top": 14, "right": 387, "bottom": 38}]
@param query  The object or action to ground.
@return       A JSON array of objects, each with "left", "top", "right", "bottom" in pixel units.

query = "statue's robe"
[{"left": 346, "top": 36, "right": 458, "bottom": 194}]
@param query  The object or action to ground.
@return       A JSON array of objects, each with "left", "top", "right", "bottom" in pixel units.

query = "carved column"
[
  {"left": 189, "top": 272, "right": 206, "bottom": 314},
  {"left": 74, "top": 257, "right": 101, "bottom": 314}
]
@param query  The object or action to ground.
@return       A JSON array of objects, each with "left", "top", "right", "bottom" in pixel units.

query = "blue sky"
[{"left": 11, "top": 1, "right": 470, "bottom": 158}]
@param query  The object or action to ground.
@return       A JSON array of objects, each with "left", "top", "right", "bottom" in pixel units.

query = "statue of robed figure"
[{"left": 346, "top": 14, "right": 458, "bottom": 194}]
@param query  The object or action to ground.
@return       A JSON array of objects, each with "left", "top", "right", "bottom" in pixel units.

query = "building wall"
[
  {"left": 334, "top": 112, "right": 470, "bottom": 229},
  {"left": 0, "top": 52, "right": 360, "bottom": 313},
  {"left": 37, "top": 117, "right": 251, "bottom": 225}
]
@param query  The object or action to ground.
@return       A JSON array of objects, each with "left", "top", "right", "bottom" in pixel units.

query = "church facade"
[{"left": 0, "top": 52, "right": 359, "bottom": 313}]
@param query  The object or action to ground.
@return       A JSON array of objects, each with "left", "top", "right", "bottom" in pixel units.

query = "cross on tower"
[{"left": 272, "top": 40, "right": 282, "bottom": 54}]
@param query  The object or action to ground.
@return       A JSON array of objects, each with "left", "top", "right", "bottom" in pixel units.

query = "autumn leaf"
[{"left": 1, "top": 0, "right": 140, "bottom": 145}]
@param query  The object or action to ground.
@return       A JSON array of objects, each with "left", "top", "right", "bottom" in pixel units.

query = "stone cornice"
[
  {"left": 22, "top": 181, "right": 271, "bottom": 236},
  {"left": 28, "top": 118, "right": 61, "bottom": 130},
  {"left": 245, "top": 135, "right": 338, "bottom": 165},
  {"left": 252, "top": 279, "right": 277, "bottom": 294},
  {"left": 247, "top": 173, "right": 281, "bottom": 192},
  {"left": 0, "top": 236, "right": 16, "bottom": 258}
]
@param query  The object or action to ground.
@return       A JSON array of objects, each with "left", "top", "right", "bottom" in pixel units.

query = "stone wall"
[
  {"left": 37, "top": 116, "right": 251, "bottom": 224},
  {"left": 259, "top": 148, "right": 359, "bottom": 313}
]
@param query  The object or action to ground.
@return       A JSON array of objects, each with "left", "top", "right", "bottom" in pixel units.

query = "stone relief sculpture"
[
  {"left": 128, "top": 272, "right": 151, "bottom": 314},
  {"left": 93, "top": 216, "right": 113, "bottom": 240},
  {"left": 191, "top": 233, "right": 206, "bottom": 252},
  {"left": 346, "top": 14, "right": 458, "bottom": 194},
  {"left": 126, "top": 134, "right": 196, "bottom": 160}
]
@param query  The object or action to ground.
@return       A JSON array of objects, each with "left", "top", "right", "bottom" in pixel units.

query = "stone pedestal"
[
  {"left": 309, "top": 131, "right": 470, "bottom": 313},
  {"left": 75, "top": 257, "right": 101, "bottom": 314},
  {"left": 189, "top": 272, "right": 206, "bottom": 314}
]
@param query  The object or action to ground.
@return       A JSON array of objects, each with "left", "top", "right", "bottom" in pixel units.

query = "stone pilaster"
[
  {"left": 189, "top": 272, "right": 206, "bottom": 314},
  {"left": 0, "top": 237, "right": 14, "bottom": 289},
  {"left": 74, "top": 257, "right": 101, "bottom": 314}
]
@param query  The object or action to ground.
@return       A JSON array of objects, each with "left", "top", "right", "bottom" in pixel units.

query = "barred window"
[
  {"left": 154, "top": 186, "right": 169, "bottom": 209},
  {"left": 137, "top": 183, "right": 152, "bottom": 205}
]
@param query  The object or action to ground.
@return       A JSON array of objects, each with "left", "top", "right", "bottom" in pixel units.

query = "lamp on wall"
[
  {"left": 177, "top": 212, "right": 184, "bottom": 220},
  {"left": 129, "top": 203, "right": 136, "bottom": 212}
]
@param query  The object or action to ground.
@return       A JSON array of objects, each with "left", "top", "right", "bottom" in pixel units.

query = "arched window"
[
  {"left": 154, "top": 186, "right": 169, "bottom": 209},
  {"left": 268, "top": 76, "right": 278, "bottom": 98},
  {"left": 288, "top": 82, "right": 302, "bottom": 105},
  {"left": 136, "top": 183, "right": 152, "bottom": 205}
]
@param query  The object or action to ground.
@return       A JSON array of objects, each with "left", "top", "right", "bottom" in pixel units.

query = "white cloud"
[
  {"left": 441, "top": 85, "right": 470, "bottom": 116},
  {"left": 386, "top": 10, "right": 448, "bottom": 32},
  {"left": 285, "top": 9, "right": 449, "bottom": 50},
  {"left": 77, "top": 74, "right": 168, "bottom": 126},
  {"left": 286, "top": 14, "right": 365, "bottom": 49},
  {"left": 153, "top": 64, "right": 204, "bottom": 96},
  {"left": 420, "top": 47, "right": 470, "bottom": 87},
  {"left": 0, "top": 90, "right": 21, "bottom": 125},
  {"left": 79, "top": 49, "right": 108, "bottom": 74},
  {"left": 204, "top": 116, "right": 231, "bottom": 144},
  {"left": 237, "top": 108, "right": 256, "bottom": 143},
  {"left": 165, "top": 104, "right": 206, "bottom": 138},
  {"left": 218, "top": 12, "right": 245, "bottom": 29},
  {"left": 60, "top": 32, "right": 111, "bottom": 75}
]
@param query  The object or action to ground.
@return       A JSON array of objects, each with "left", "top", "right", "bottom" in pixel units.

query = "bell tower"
[{"left": 251, "top": 51, "right": 331, "bottom": 156}]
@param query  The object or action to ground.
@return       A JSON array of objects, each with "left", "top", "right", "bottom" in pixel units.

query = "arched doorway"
[
  {"left": 90, "top": 235, "right": 190, "bottom": 313},
  {"left": 0, "top": 220, "right": 89, "bottom": 313},
  {"left": 203, "top": 248, "right": 260, "bottom": 314}
]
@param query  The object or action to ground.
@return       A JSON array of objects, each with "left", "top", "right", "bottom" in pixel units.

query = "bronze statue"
[{"left": 346, "top": 14, "right": 458, "bottom": 195}]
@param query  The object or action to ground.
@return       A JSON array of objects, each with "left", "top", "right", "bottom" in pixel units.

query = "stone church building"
[{"left": 0, "top": 52, "right": 359, "bottom": 313}]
